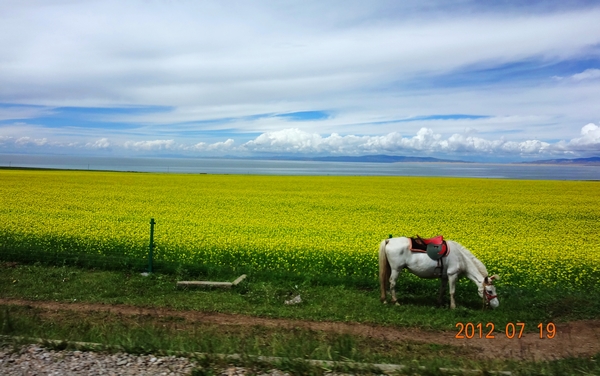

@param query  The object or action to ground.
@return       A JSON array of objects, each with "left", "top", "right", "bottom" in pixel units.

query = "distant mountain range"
[
  {"left": 260, "top": 154, "right": 467, "bottom": 163},
  {"left": 519, "top": 157, "right": 600, "bottom": 165}
]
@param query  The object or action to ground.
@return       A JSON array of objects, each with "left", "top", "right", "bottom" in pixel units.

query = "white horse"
[{"left": 379, "top": 237, "right": 499, "bottom": 309}]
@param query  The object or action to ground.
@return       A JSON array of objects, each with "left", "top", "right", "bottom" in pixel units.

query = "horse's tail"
[{"left": 379, "top": 239, "right": 391, "bottom": 303}]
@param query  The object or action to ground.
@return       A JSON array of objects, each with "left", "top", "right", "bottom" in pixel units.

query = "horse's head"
[{"left": 479, "top": 275, "right": 499, "bottom": 309}]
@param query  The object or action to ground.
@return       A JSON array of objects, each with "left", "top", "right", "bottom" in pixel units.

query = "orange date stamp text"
[{"left": 455, "top": 322, "right": 556, "bottom": 339}]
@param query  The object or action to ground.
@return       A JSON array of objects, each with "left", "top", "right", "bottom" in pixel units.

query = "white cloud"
[
  {"left": 0, "top": 135, "right": 13, "bottom": 145},
  {"left": 207, "top": 138, "right": 235, "bottom": 151},
  {"left": 240, "top": 127, "right": 554, "bottom": 156},
  {"left": 243, "top": 128, "right": 326, "bottom": 153},
  {"left": 240, "top": 125, "right": 599, "bottom": 158},
  {"left": 86, "top": 138, "right": 111, "bottom": 149},
  {"left": 123, "top": 139, "right": 176, "bottom": 151},
  {"left": 571, "top": 69, "right": 600, "bottom": 81},
  {"left": 445, "top": 134, "right": 505, "bottom": 153},
  {"left": 189, "top": 138, "right": 235, "bottom": 152},
  {"left": 581, "top": 123, "right": 600, "bottom": 137},
  {"left": 554, "top": 69, "right": 600, "bottom": 82},
  {"left": 15, "top": 136, "right": 48, "bottom": 146},
  {"left": 563, "top": 123, "right": 600, "bottom": 151}
]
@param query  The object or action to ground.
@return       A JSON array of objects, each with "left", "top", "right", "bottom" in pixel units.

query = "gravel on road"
[{"left": 0, "top": 344, "right": 362, "bottom": 376}]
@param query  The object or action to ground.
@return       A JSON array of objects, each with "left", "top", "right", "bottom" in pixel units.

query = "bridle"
[
  {"left": 482, "top": 278, "right": 497, "bottom": 307},
  {"left": 484, "top": 287, "right": 497, "bottom": 302}
]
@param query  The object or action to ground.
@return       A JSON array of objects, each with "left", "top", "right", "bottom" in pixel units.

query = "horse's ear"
[
  {"left": 484, "top": 276, "right": 489, "bottom": 284},
  {"left": 490, "top": 275, "right": 500, "bottom": 281}
]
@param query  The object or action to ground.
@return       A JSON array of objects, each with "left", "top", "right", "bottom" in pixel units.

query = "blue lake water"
[{"left": 1, "top": 154, "right": 599, "bottom": 180}]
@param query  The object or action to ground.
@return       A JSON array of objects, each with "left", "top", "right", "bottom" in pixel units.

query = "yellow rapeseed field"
[{"left": 0, "top": 169, "right": 598, "bottom": 290}]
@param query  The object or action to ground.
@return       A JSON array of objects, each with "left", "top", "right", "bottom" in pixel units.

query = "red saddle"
[
  {"left": 409, "top": 235, "right": 449, "bottom": 260},
  {"left": 419, "top": 235, "right": 444, "bottom": 246}
]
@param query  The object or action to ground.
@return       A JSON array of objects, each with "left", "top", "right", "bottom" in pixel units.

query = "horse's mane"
[{"left": 454, "top": 242, "right": 488, "bottom": 277}]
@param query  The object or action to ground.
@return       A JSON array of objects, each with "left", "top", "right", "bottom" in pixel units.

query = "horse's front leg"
[
  {"left": 448, "top": 274, "right": 458, "bottom": 309},
  {"left": 389, "top": 269, "right": 400, "bottom": 305},
  {"left": 438, "top": 277, "right": 448, "bottom": 307}
]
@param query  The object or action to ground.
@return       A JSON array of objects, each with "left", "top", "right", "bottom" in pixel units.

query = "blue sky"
[{"left": 1, "top": 0, "right": 599, "bottom": 162}]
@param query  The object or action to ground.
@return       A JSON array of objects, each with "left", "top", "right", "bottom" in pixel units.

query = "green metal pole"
[{"left": 148, "top": 218, "right": 155, "bottom": 273}]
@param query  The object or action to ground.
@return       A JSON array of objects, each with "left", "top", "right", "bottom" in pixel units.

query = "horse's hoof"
[
  {"left": 394, "top": 302, "right": 400, "bottom": 306},
  {"left": 382, "top": 301, "right": 388, "bottom": 305}
]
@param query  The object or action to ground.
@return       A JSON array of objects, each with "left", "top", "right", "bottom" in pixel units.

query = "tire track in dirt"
[{"left": 1, "top": 298, "right": 598, "bottom": 361}]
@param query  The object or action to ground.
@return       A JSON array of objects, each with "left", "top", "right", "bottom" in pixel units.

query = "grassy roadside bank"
[
  {"left": 0, "top": 305, "right": 482, "bottom": 370},
  {"left": 1, "top": 264, "right": 599, "bottom": 375}
]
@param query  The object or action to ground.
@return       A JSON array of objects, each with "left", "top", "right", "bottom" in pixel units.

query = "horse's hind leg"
[{"left": 389, "top": 269, "right": 400, "bottom": 305}]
